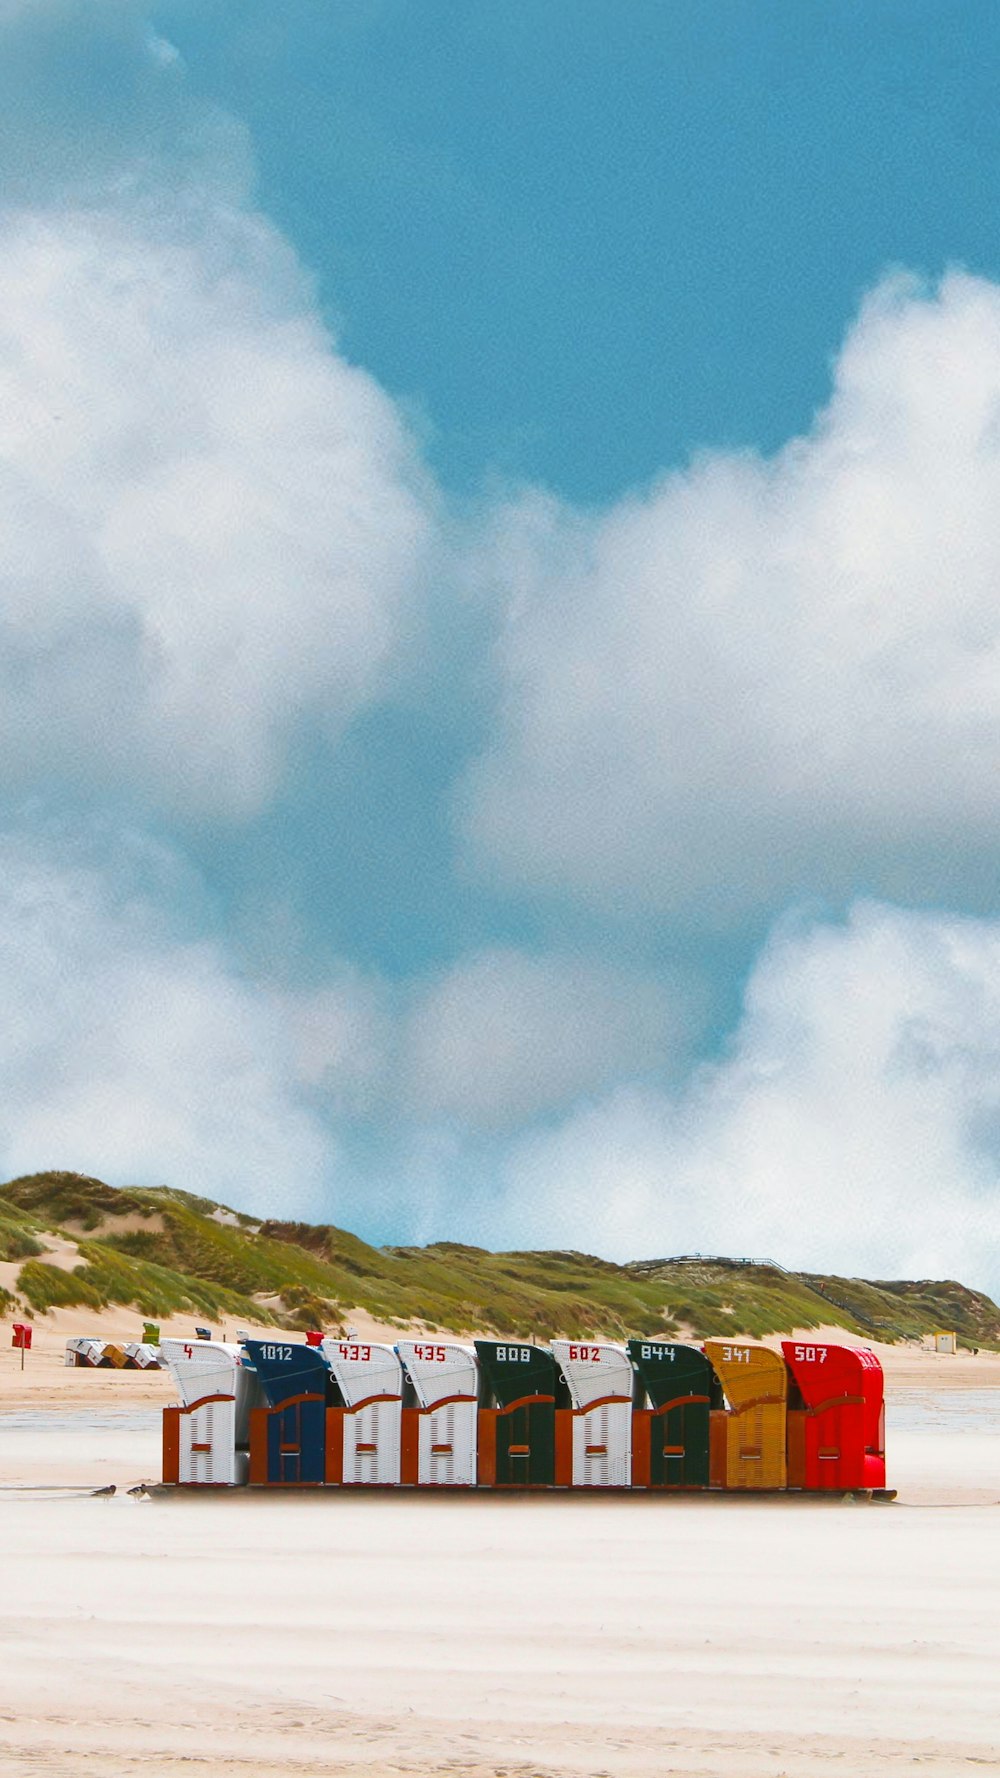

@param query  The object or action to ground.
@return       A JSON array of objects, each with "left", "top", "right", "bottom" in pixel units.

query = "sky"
[{"left": 3, "top": 0, "right": 1000, "bottom": 1292}]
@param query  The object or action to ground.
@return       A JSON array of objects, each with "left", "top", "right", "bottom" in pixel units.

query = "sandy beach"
[
  {"left": 5, "top": 1304, "right": 1000, "bottom": 1409},
  {"left": 1, "top": 1315, "right": 999, "bottom": 1776}
]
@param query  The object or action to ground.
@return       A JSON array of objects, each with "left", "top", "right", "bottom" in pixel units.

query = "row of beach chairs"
[{"left": 158, "top": 1333, "right": 888, "bottom": 1494}]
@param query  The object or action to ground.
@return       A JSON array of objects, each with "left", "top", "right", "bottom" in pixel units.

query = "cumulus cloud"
[
  {"left": 0, "top": 3, "right": 437, "bottom": 824},
  {"left": 4, "top": 0, "right": 998, "bottom": 1306},
  {"left": 0, "top": 204, "right": 434, "bottom": 818},
  {"left": 281, "top": 973, "right": 393, "bottom": 1117},
  {"left": 480, "top": 902, "right": 1000, "bottom": 1292},
  {"left": 5, "top": 851, "right": 999, "bottom": 1293},
  {"left": 401, "top": 946, "right": 691, "bottom": 1129},
  {"left": 268, "top": 946, "right": 693, "bottom": 1133},
  {"left": 0, "top": 828, "right": 347, "bottom": 1215},
  {"left": 463, "top": 272, "right": 1000, "bottom": 925}
]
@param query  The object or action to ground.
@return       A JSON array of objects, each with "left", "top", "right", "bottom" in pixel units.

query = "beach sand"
[
  {"left": 4, "top": 1305, "right": 999, "bottom": 1409},
  {"left": 1, "top": 1313, "right": 999, "bottom": 1776}
]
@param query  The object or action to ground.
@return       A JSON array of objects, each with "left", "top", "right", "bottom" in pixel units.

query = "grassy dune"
[{"left": 2, "top": 1170, "right": 998, "bottom": 1348}]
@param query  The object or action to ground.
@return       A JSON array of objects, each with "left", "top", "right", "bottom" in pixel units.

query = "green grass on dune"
[
  {"left": 72, "top": 1242, "right": 279, "bottom": 1323},
  {"left": 260, "top": 1224, "right": 682, "bottom": 1340},
  {"left": 825, "top": 1273, "right": 1000, "bottom": 1347},
  {"left": 0, "top": 1191, "right": 48, "bottom": 1264},
  {"left": 16, "top": 1260, "right": 104, "bottom": 1312},
  {"left": 2, "top": 1170, "right": 998, "bottom": 1347},
  {"left": 0, "top": 1222, "right": 43, "bottom": 1263},
  {"left": 2, "top": 1172, "right": 151, "bottom": 1230}
]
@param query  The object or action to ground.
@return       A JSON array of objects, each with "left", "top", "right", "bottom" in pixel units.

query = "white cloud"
[
  {"left": 0, "top": 5, "right": 437, "bottom": 824},
  {"left": 483, "top": 902, "right": 1000, "bottom": 1292},
  {"left": 401, "top": 947, "right": 690, "bottom": 1129},
  {"left": 0, "top": 829, "right": 341, "bottom": 1218},
  {"left": 5, "top": 836, "right": 999, "bottom": 1293},
  {"left": 463, "top": 272, "right": 1000, "bottom": 924},
  {"left": 281, "top": 974, "right": 393, "bottom": 1116},
  {"left": 0, "top": 203, "right": 434, "bottom": 817},
  {"left": 267, "top": 945, "right": 693, "bottom": 1133},
  {"left": 3, "top": 0, "right": 998, "bottom": 1310}
]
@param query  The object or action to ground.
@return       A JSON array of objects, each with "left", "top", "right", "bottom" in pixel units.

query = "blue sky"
[
  {"left": 157, "top": 0, "right": 1000, "bottom": 500},
  {"left": 3, "top": 0, "right": 1000, "bottom": 1292}
]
